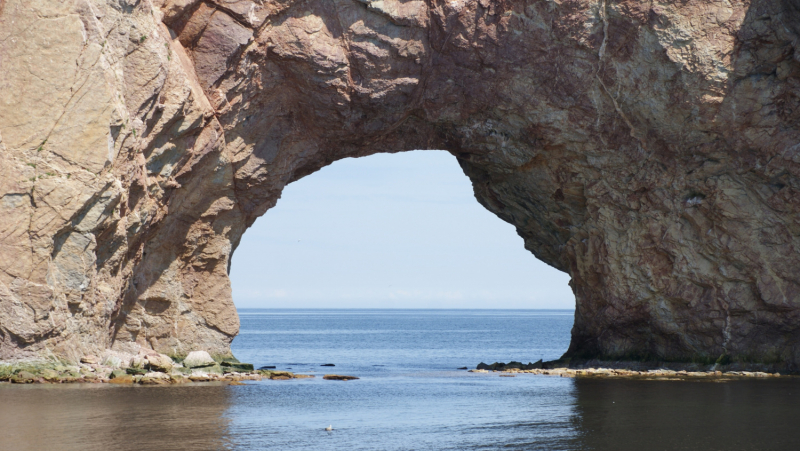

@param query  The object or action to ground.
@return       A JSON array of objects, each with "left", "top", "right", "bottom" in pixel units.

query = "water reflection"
[
  {"left": 0, "top": 383, "right": 233, "bottom": 451},
  {"left": 570, "top": 378, "right": 800, "bottom": 450},
  {"left": 1, "top": 377, "right": 799, "bottom": 450}
]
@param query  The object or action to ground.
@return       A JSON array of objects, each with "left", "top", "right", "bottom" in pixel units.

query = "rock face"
[{"left": 1, "top": 0, "right": 799, "bottom": 368}]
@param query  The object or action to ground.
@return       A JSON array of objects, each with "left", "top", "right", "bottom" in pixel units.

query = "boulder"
[
  {"left": 102, "top": 356, "right": 122, "bottom": 368},
  {"left": 183, "top": 351, "right": 216, "bottom": 368},
  {"left": 145, "top": 354, "right": 174, "bottom": 372},
  {"left": 80, "top": 355, "right": 99, "bottom": 365}
]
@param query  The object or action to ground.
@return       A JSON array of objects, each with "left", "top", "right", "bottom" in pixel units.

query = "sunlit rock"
[{"left": 0, "top": 0, "right": 799, "bottom": 370}]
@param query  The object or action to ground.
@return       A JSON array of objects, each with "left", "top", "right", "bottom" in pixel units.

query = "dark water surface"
[{"left": 1, "top": 309, "right": 799, "bottom": 450}]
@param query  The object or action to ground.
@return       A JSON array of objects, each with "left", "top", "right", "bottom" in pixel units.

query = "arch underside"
[{"left": 1, "top": 0, "right": 799, "bottom": 368}]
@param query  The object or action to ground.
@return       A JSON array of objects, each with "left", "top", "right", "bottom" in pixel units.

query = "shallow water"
[{"left": 1, "top": 309, "right": 799, "bottom": 450}]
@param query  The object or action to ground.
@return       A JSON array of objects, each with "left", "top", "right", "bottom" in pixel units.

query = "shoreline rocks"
[
  {"left": 470, "top": 360, "right": 790, "bottom": 379},
  {"left": 0, "top": 352, "right": 318, "bottom": 386},
  {"left": 469, "top": 367, "right": 785, "bottom": 379}
]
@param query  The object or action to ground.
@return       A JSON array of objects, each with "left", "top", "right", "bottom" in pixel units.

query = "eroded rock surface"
[{"left": 1, "top": 0, "right": 800, "bottom": 369}]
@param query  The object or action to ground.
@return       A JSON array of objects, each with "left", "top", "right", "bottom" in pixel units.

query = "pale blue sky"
[{"left": 230, "top": 150, "right": 574, "bottom": 309}]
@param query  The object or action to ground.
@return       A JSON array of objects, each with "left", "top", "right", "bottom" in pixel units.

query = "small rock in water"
[
  {"left": 320, "top": 364, "right": 335, "bottom": 367},
  {"left": 323, "top": 374, "right": 359, "bottom": 381},
  {"left": 258, "top": 365, "right": 276, "bottom": 370},
  {"left": 457, "top": 367, "right": 468, "bottom": 370}
]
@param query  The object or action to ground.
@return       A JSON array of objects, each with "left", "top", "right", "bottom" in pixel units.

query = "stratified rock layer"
[{"left": 1, "top": 0, "right": 799, "bottom": 368}]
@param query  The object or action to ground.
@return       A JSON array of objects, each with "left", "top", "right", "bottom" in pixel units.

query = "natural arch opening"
[
  {"left": 229, "top": 150, "right": 575, "bottom": 366},
  {"left": 231, "top": 150, "right": 574, "bottom": 310}
]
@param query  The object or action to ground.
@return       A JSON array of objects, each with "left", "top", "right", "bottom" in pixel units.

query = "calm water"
[{"left": 1, "top": 309, "right": 799, "bottom": 450}]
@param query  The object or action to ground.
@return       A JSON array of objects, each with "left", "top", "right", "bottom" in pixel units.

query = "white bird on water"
[{"left": 325, "top": 425, "right": 333, "bottom": 432}]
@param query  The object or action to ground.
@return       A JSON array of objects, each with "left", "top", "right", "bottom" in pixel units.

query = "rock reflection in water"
[
  {"left": 0, "top": 384, "right": 233, "bottom": 451},
  {"left": 570, "top": 378, "right": 800, "bottom": 450}
]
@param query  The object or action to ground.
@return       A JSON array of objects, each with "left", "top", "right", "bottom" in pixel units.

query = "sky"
[{"left": 229, "top": 150, "right": 575, "bottom": 309}]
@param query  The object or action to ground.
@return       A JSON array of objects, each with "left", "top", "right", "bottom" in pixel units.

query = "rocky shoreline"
[
  {"left": 3, "top": 353, "right": 794, "bottom": 386},
  {"left": 470, "top": 361, "right": 791, "bottom": 379},
  {"left": 0, "top": 350, "right": 322, "bottom": 386}
]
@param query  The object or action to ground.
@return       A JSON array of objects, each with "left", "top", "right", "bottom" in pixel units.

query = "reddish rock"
[{"left": 0, "top": 0, "right": 799, "bottom": 370}]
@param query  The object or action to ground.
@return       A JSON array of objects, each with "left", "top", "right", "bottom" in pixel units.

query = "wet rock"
[
  {"left": 109, "top": 375, "right": 134, "bottom": 384},
  {"left": 320, "top": 364, "right": 335, "bottom": 367},
  {"left": 263, "top": 371, "right": 295, "bottom": 380},
  {"left": 11, "top": 371, "right": 37, "bottom": 383},
  {"left": 40, "top": 369, "right": 60, "bottom": 382},
  {"left": 258, "top": 366, "right": 276, "bottom": 370},
  {"left": 323, "top": 375, "right": 359, "bottom": 381},
  {"left": 457, "top": 367, "right": 468, "bottom": 370},
  {"left": 169, "top": 374, "right": 189, "bottom": 384},
  {"left": 183, "top": 351, "right": 216, "bottom": 368},
  {"left": 139, "top": 372, "right": 171, "bottom": 385},
  {"left": 221, "top": 361, "right": 254, "bottom": 372}
]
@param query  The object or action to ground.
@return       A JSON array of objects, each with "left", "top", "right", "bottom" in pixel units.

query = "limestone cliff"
[{"left": 1, "top": 0, "right": 799, "bottom": 368}]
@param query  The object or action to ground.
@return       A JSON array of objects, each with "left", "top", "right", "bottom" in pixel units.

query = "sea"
[{"left": 1, "top": 309, "right": 799, "bottom": 450}]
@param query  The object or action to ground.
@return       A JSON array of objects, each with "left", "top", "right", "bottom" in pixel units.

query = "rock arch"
[{"left": 1, "top": 0, "right": 799, "bottom": 368}]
